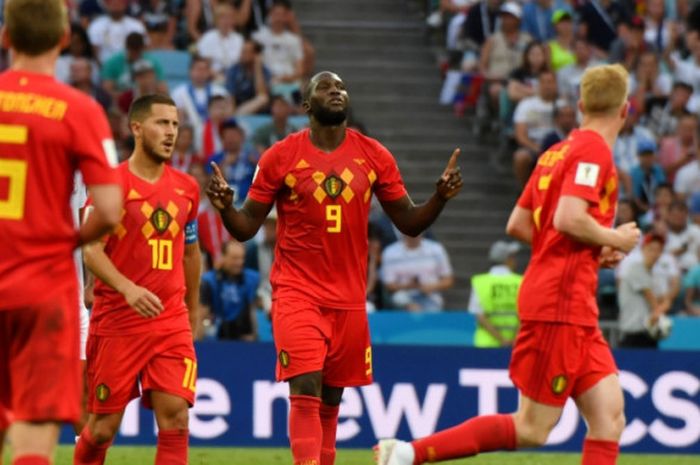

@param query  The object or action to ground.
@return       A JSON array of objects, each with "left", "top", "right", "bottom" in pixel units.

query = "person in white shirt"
[
  {"left": 674, "top": 151, "right": 700, "bottom": 201},
  {"left": 196, "top": 2, "right": 244, "bottom": 80},
  {"left": 664, "top": 200, "right": 700, "bottom": 271},
  {"left": 381, "top": 234, "right": 454, "bottom": 312},
  {"left": 87, "top": 0, "right": 146, "bottom": 63},
  {"left": 557, "top": 38, "right": 602, "bottom": 102}
]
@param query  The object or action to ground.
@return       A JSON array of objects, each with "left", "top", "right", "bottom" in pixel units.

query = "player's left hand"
[
  {"left": 599, "top": 245, "right": 625, "bottom": 268},
  {"left": 436, "top": 148, "right": 463, "bottom": 201},
  {"left": 207, "top": 162, "right": 235, "bottom": 211}
]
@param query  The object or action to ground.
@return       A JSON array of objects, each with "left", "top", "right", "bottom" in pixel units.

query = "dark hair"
[
  {"left": 669, "top": 200, "right": 688, "bottom": 212},
  {"left": 125, "top": 32, "right": 145, "bottom": 51},
  {"left": 190, "top": 54, "right": 210, "bottom": 69},
  {"left": 6, "top": 0, "right": 67, "bottom": 56},
  {"left": 128, "top": 94, "right": 176, "bottom": 123},
  {"left": 64, "top": 23, "right": 93, "bottom": 59},
  {"left": 208, "top": 94, "right": 227, "bottom": 107},
  {"left": 219, "top": 118, "right": 242, "bottom": 136},
  {"left": 522, "top": 41, "right": 548, "bottom": 75},
  {"left": 271, "top": 0, "right": 292, "bottom": 9},
  {"left": 654, "top": 182, "right": 673, "bottom": 194}
]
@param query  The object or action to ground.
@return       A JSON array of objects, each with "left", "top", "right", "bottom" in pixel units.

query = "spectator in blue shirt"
[
  {"left": 200, "top": 240, "right": 260, "bottom": 340},
  {"left": 207, "top": 118, "right": 258, "bottom": 205},
  {"left": 225, "top": 38, "right": 271, "bottom": 115},
  {"left": 631, "top": 140, "right": 667, "bottom": 217}
]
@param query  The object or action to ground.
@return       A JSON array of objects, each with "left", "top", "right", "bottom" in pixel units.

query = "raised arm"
[{"left": 380, "top": 149, "right": 463, "bottom": 237}]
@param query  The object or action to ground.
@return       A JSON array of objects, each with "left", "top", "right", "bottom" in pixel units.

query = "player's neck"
[
  {"left": 580, "top": 118, "right": 621, "bottom": 150},
  {"left": 128, "top": 152, "right": 166, "bottom": 183},
  {"left": 10, "top": 51, "right": 59, "bottom": 76},
  {"left": 309, "top": 124, "right": 346, "bottom": 153}
]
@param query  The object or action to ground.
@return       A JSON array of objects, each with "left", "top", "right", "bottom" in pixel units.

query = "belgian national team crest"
[
  {"left": 551, "top": 375, "right": 568, "bottom": 395},
  {"left": 96, "top": 383, "right": 111, "bottom": 402},
  {"left": 323, "top": 174, "right": 345, "bottom": 199},
  {"left": 150, "top": 207, "right": 172, "bottom": 234},
  {"left": 279, "top": 350, "right": 290, "bottom": 368}
]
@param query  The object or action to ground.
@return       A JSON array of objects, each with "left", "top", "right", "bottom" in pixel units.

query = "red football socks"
[
  {"left": 289, "top": 395, "right": 322, "bottom": 465},
  {"left": 582, "top": 438, "right": 619, "bottom": 465},
  {"left": 11, "top": 456, "right": 49, "bottom": 465},
  {"left": 155, "top": 429, "right": 189, "bottom": 465},
  {"left": 411, "top": 414, "right": 516, "bottom": 464},
  {"left": 319, "top": 403, "right": 340, "bottom": 465},
  {"left": 73, "top": 426, "right": 111, "bottom": 465}
]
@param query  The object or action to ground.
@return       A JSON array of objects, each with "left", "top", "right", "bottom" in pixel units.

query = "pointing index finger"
[
  {"left": 210, "top": 162, "right": 225, "bottom": 180},
  {"left": 446, "top": 148, "right": 461, "bottom": 171}
]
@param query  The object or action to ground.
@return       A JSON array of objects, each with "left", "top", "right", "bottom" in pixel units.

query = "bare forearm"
[
  {"left": 83, "top": 246, "right": 132, "bottom": 295},
  {"left": 477, "top": 314, "right": 508, "bottom": 345},
  {"left": 184, "top": 252, "right": 201, "bottom": 332},
  {"left": 557, "top": 213, "right": 621, "bottom": 248},
  {"left": 219, "top": 205, "right": 262, "bottom": 241},
  {"left": 391, "top": 193, "right": 447, "bottom": 237}
]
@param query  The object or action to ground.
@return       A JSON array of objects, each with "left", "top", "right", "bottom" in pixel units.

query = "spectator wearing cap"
[
  {"left": 556, "top": 38, "right": 601, "bottom": 102},
  {"left": 478, "top": 2, "right": 532, "bottom": 114},
  {"left": 69, "top": 57, "right": 112, "bottom": 112},
  {"left": 196, "top": 2, "right": 245, "bottom": 80},
  {"left": 658, "top": 113, "right": 698, "bottom": 181},
  {"left": 546, "top": 9, "right": 575, "bottom": 72},
  {"left": 468, "top": 241, "right": 522, "bottom": 348},
  {"left": 252, "top": 95, "right": 296, "bottom": 153},
  {"left": 618, "top": 233, "right": 670, "bottom": 348},
  {"left": 225, "top": 39, "right": 272, "bottom": 115},
  {"left": 381, "top": 234, "right": 454, "bottom": 312},
  {"left": 577, "top": 0, "right": 630, "bottom": 54},
  {"left": 172, "top": 55, "right": 228, "bottom": 151},
  {"left": 522, "top": 0, "right": 570, "bottom": 42},
  {"left": 644, "top": 81, "right": 693, "bottom": 137},
  {"left": 101, "top": 32, "right": 166, "bottom": 96},
  {"left": 613, "top": 100, "right": 657, "bottom": 196},
  {"left": 540, "top": 101, "right": 577, "bottom": 152},
  {"left": 630, "top": 139, "right": 667, "bottom": 216},
  {"left": 87, "top": 0, "right": 147, "bottom": 63},
  {"left": 673, "top": 145, "right": 700, "bottom": 202},
  {"left": 207, "top": 118, "right": 258, "bottom": 205},
  {"left": 117, "top": 59, "right": 161, "bottom": 113},
  {"left": 609, "top": 16, "right": 652, "bottom": 71}
]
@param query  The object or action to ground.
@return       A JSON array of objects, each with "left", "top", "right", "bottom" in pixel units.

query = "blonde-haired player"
[{"left": 376, "top": 64, "right": 640, "bottom": 465}]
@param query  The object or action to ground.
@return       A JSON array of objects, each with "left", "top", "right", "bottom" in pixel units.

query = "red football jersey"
[
  {"left": 0, "top": 70, "right": 117, "bottom": 309},
  {"left": 248, "top": 128, "right": 407, "bottom": 310},
  {"left": 517, "top": 129, "right": 618, "bottom": 326},
  {"left": 90, "top": 162, "right": 200, "bottom": 335}
]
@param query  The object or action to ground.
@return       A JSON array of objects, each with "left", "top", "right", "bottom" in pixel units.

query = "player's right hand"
[
  {"left": 122, "top": 283, "right": 163, "bottom": 318},
  {"left": 207, "top": 162, "right": 235, "bottom": 211},
  {"left": 615, "top": 221, "right": 641, "bottom": 253}
]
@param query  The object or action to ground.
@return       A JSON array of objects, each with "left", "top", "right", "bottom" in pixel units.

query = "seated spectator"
[
  {"left": 644, "top": 0, "right": 676, "bottom": 54},
  {"left": 279, "top": 1, "right": 316, "bottom": 80},
  {"left": 200, "top": 240, "right": 260, "bottom": 341},
  {"left": 207, "top": 118, "right": 258, "bottom": 204},
  {"left": 87, "top": 0, "right": 146, "bottom": 63},
  {"left": 557, "top": 38, "right": 600, "bottom": 102},
  {"left": 186, "top": 0, "right": 249, "bottom": 42},
  {"left": 56, "top": 24, "right": 99, "bottom": 85},
  {"left": 196, "top": 2, "right": 244, "bottom": 80},
  {"left": 540, "top": 101, "right": 577, "bottom": 152},
  {"left": 101, "top": 32, "right": 166, "bottom": 96},
  {"left": 618, "top": 233, "right": 669, "bottom": 348},
  {"left": 630, "top": 52, "right": 673, "bottom": 109},
  {"left": 665, "top": 200, "right": 700, "bottom": 271},
  {"left": 522, "top": 0, "right": 569, "bottom": 42},
  {"left": 673, "top": 149, "right": 700, "bottom": 202},
  {"left": 468, "top": 241, "right": 522, "bottom": 348},
  {"left": 434, "top": 0, "right": 471, "bottom": 51},
  {"left": 253, "top": 1, "right": 304, "bottom": 98},
  {"left": 201, "top": 94, "right": 236, "bottom": 159},
  {"left": 614, "top": 102, "right": 656, "bottom": 196},
  {"left": 381, "top": 234, "right": 454, "bottom": 312},
  {"left": 132, "top": 0, "right": 178, "bottom": 49},
  {"left": 577, "top": 0, "right": 629, "bottom": 55},
  {"left": 644, "top": 81, "right": 693, "bottom": 138},
  {"left": 616, "top": 198, "right": 638, "bottom": 226},
  {"left": 116, "top": 59, "right": 160, "bottom": 113},
  {"left": 512, "top": 70, "right": 563, "bottom": 186},
  {"left": 546, "top": 10, "right": 575, "bottom": 72},
  {"left": 172, "top": 55, "right": 228, "bottom": 151},
  {"left": 244, "top": 209, "right": 277, "bottom": 315},
  {"left": 460, "top": 0, "right": 500, "bottom": 50},
  {"left": 252, "top": 95, "right": 296, "bottom": 152},
  {"left": 666, "top": 29, "right": 700, "bottom": 112},
  {"left": 659, "top": 113, "right": 698, "bottom": 181},
  {"left": 631, "top": 140, "right": 667, "bottom": 216},
  {"left": 69, "top": 58, "right": 112, "bottom": 112},
  {"left": 225, "top": 39, "right": 271, "bottom": 115},
  {"left": 478, "top": 2, "right": 532, "bottom": 114},
  {"left": 170, "top": 125, "right": 201, "bottom": 172},
  {"left": 609, "top": 17, "right": 651, "bottom": 71},
  {"left": 506, "top": 41, "right": 548, "bottom": 105}
]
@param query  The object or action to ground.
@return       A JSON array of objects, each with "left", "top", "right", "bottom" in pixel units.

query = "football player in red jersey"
[
  {"left": 206, "top": 70, "right": 463, "bottom": 465},
  {"left": 376, "top": 65, "right": 641, "bottom": 465},
  {"left": 0, "top": 1, "right": 122, "bottom": 464},
  {"left": 74, "top": 95, "right": 201, "bottom": 465}
]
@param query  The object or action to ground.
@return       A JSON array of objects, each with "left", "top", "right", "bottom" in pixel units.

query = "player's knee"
[
  {"left": 514, "top": 413, "right": 556, "bottom": 448},
  {"left": 289, "top": 373, "right": 322, "bottom": 397},
  {"left": 169, "top": 408, "right": 189, "bottom": 430},
  {"left": 90, "top": 421, "right": 119, "bottom": 445}
]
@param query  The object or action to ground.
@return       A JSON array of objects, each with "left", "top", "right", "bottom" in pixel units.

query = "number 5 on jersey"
[{"left": 326, "top": 205, "right": 341, "bottom": 233}]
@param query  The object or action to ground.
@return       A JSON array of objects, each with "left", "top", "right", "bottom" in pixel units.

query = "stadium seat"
[{"left": 149, "top": 49, "right": 191, "bottom": 87}]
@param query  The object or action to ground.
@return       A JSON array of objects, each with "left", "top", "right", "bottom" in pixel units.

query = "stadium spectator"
[
  {"left": 557, "top": 38, "right": 599, "bottom": 102},
  {"left": 643, "top": 0, "right": 675, "bottom": 54},
  {"left": 630, "top": 140, "right": 667, "bottom": 216},
  {"left": 540, "top": 102, "right": 577, "bottom": 152},
  {"left": 208, "top": 118, "right": 258, "bottom": 205},
  {"left": 381, "top": 234, "right": 454, "bottom": 312},
  {"left": 546, "top": 9, "right": 575, "bottom": 72},
  {"left": 618, "top": 233, "right": 669, "bottom": 348},
  {"left": 639, "top": 182, "right": 674, "bottom": 227},
  {"left": 186, "top": 0, "right": 248, "bottom": 42},
  {"left": 70, "top": 57, "right": 112, "bottom": 112},
  {"left": 225, "top": 39, "right": 271, "bottom": 115},
  {"left": 236, "top": 0, "right": 275, "bottom": 37},
  {"left": 253, "top": 1, "right": 304, "bottom": 98},
  {"left": 506, "top": 41, "right": 548, "bottom": 105},
  {"left": 172, "top": 55, "right": 228, "bottom": 151},
  {"left": 673, "top": 147, "right": 700, "bottom": 201},
  {"left": 468, "top": 241, "right": 522, "bottom": 348},
  {"left": 56, "top": 24, "right": 99, "bottom": 85},
  {"left": 252, "top": 95, "right": 296, "bottom": 152},
  {"left": 100, "top": 32, "right": 165, "bottom": 96},
  {"left": 279, "top": 1, "right": 316, "bottom": 80},
  {"left": 431, "top": 0, "right": 471, "bottom": 51},
  {"left": 244, "top": 209, "right": 277, "bottom": 316},
  {"left": 366, "top": 224, "right": 386, "bottom": 312},
  {"left": 613, "top": 102, "right": 656, "bottom": 196},
  {"left": 644, "top": 80, "right": 693, "bottom": 137},
  {"left": 630, "top": 52, "right": 673, "bottom": 109},
  {"left": 201, "top": 94, "right": 236, "bottom": 158},
  {"left": 609, "top": 17, "right": 651, "bottom": 71},
  {"left": 170, "top": 125, "right": 201, "bottom": 172},
  {"left": 512, "top": 70, "right": 562, "bottom": 187},
  {"left": 664, "top": 200, "right": 700, "bottom": 271},
  {"left": 478, "top": 2, "right": 532, "bottom": 114},
  {"left": 577, "top": 0, "right": 630, "bottom": 54},
  {"left": 682, "top": 259, "right": 700, "bottom": 315},
  {"left": 200, "top": 240, "right": 260, "bottom": 341},
  {"left": 666, "top": 28, "right": 700, "bottom": 112},
  {"left": 460, "top": 0, "right": 500, "bottom": 49},
  {"left": 189, "top": 162, "right": 231, "bottom": 268},
  {"left": 116, "top": 59, "right": 160, "bottom": 113},
  {"left": 196, "top": 2, "right": 245, "bottom": 80},
  {"left": 133, "top": 0, "right": 179, "bottom": 49},
  {"left": 658, "top": 113, "right": 698, "bottom": 181},
  {"left": 522, "top": 0, "right": 567, "bottom": 42},
  {"left": 87, "top": 0, "right": 147, "bottom": 63}
]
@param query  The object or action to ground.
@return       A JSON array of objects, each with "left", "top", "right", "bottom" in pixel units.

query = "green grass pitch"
[{"left": 13, "top": 446, "right": 697, "bottom": 465}]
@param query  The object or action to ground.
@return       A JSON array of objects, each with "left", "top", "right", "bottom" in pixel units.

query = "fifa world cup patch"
[
  {"left": 574, "top": 162, "right": 599, "bottom": 187},
  {"left": 96, "top": 383, "right": 111, "bottom": 402},
  {"left": 279, "top": 350, "right": 290, "bottom": 368},
  {"left": 551, "top": 375, "right": 568, "bottom": 395}
]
